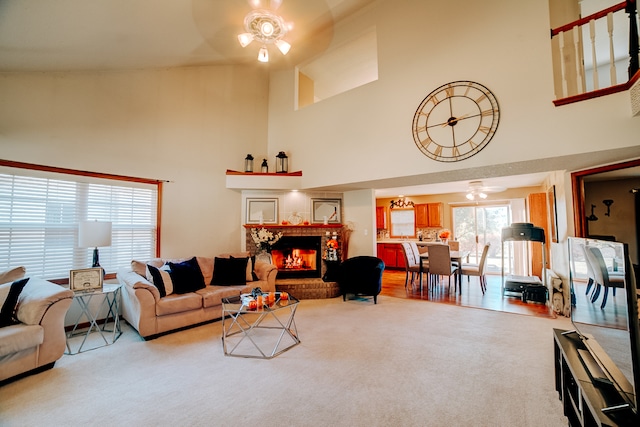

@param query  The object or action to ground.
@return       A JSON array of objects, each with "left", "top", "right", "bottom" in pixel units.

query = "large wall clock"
[{"left": 411, "top": 80, "right": 500, "bottom": 162}]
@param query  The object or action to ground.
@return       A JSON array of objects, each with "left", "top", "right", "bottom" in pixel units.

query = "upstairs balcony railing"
[{"left": 551, "top": 0, "right": 639, "bottom": 106}]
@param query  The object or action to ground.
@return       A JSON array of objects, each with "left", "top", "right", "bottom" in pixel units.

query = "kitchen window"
[{"left": 390, "top": 208, "right": 415, "bottom": 238}]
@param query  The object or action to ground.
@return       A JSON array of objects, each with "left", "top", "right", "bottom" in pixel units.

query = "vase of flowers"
[
  {"left": 438, "top": 229, "right": 451, "bottom": 244},
  {"left": 324, "top": 237, "right": 340, "bottom": 261},
  {"left": 251, "top": 227, "right": 283, "bottom": 264}
]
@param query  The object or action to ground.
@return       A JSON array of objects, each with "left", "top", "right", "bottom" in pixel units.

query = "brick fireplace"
[
  {"left": 244, "top": 224, "right": 344, "bottom": 298},
  {"left": 244, "top": 224, "right": 343, "bottom": 278}
]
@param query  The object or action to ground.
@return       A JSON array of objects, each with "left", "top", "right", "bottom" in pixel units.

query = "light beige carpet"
[{"left": 0, "top": 296, "right": 572, "bottom": 426}]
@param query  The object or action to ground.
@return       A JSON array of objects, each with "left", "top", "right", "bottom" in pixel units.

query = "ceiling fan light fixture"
[
  {"left": 257, "top": 46, "right": 269, "bottom": 62},
  {"left": 238, "top": 33, "right": 253, "bottom": 47},
  {"left": 237, "top": 5, "right": 291, "bottom": 63},
  {"left": 275, "top": 39, "right": 291, "bottom": 55}
]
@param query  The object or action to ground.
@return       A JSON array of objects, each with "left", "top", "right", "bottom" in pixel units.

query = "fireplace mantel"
[{"left": 243, "top": 224, "right": 342, "bottom": 229}]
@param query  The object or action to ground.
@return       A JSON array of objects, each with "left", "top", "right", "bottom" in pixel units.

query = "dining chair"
[
  {"left": 447, "top": 240, "right": 460, "bottom": 251},
  {"left": 460, "top": 243, "right": 491, "bottom": 294},
  {"left": 400, "top": 241, "right": 426, "bottom": 290},
  {"left": 585, "top": 246, "right": 625, "bottom": 309},
  {"left": 426, "top": 244, "right": 459, "bottom": 293},
  {"left": 581, "top": 245, "right": 597, "bottom": 299}
]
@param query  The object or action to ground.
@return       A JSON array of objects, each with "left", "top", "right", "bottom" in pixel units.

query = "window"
[
  {"left": 0, "top": 162, "right": 160, "bottom": 280},
  {"left": 390, "top": 209, "right": 415, "bottom": 238}
]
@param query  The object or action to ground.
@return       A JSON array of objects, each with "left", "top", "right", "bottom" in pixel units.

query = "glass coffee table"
[{"left": 222, "top": 292, "right": 300, "bottom": 359}]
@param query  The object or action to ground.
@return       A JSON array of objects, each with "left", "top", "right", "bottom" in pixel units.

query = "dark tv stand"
[{"left": 554, "top": 329, "right": 638, "bottom": 426}]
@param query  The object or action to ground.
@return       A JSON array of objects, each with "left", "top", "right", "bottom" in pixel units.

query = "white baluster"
[
  {"left": 607, "top": 12, "right": 617, "bottom": 86},
  {"left": 573, "top": 25, "right": 584, "bottom": 94},
  {"left": 559, "top": 31, "right": 569, "bottom": 97},
  {"left": 589, "top": 19, "right": 599, "bottom": 90}
]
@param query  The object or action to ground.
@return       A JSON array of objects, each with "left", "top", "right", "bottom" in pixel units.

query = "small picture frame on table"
[
  {"left": 311, "top": 198, "right": 342, "bottom": 223},
  {"left": 69, "top": 268, "right": 103, "bottom": 292}
]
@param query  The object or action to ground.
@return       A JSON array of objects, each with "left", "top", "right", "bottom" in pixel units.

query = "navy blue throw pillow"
[
  {"left": 212, "top": 257, "right": 248, "bottom": 286},
  {"left": 168, "top": 257, "right": 206, "bottom": 294},
  {"left": 0, "top": 278, "right": 30, "bottom": 327}
]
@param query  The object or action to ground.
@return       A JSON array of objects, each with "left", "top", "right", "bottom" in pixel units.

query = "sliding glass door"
[{"left": 452, "top": 204, "right": 511, "bottom": 274}]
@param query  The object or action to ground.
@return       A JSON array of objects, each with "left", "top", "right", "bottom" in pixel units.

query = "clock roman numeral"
[
  {"left": 445, "top": 85, "right": 454, "bottom": 98},
  {"left": 478, "top": 125, "right": 491, "bottom": 134},
  {"left": 480, "top": 109, "right": 493, "bottom": 117}
]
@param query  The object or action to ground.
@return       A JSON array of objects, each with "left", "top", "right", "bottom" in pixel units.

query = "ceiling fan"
[{"left": 465, "top": 180, "right": 506, "bottom": 200}]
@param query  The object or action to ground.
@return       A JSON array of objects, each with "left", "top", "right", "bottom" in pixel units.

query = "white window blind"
[{"left": 0, "top": 167, "right": 158, "bottom": 280}]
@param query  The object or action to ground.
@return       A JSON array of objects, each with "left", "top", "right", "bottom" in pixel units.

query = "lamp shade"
[{"left": 78, "top": 220, "right": 112, "bottom": 248}]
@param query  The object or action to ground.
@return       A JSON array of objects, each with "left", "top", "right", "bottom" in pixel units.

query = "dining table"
[{"left": 419, "top": 250, "right": 470, "bottom": 291}]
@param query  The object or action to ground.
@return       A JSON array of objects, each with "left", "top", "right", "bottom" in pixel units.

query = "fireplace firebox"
[{"left": 271, "top": 236, "right": 322, "bottom": 279}]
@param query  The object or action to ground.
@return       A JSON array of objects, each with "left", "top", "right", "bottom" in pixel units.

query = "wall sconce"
[
  {"left": 586, "top": 204, "right": 598, "bottom": 221},
  {"left": 276, "top": 151, "right": 288, "bottom": 173},
  {"left": 244, "top": 154, "right": 254, "bottom": 172},
  {"left": 602, "top": 199, "right": 613, "bottom": 216}
]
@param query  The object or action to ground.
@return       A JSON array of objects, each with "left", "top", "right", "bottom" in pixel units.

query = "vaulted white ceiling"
[{"left": 0, "top": 0, "right": 377, "bottom": 72}]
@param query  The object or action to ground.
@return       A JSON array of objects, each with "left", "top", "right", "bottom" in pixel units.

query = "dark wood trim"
[
  {"left": 243, "top": 223, "right": 343, "bottom": 229},
  {"left": 156, "top": 181, "right": 163, "bottom": 257},
  {"left": 0, "top": 159, "right": 165, "bottom": 185},
  {"left": 1, "top": 159, "right": 164, "bottom": 279},
  {"left": 551, "top": 1, "right": 626, "bottom": 36},
  {"left": 226, "top": 169, "right": 302, "bottom": 176},
  {"left": 553, "top": 69, "right": 640, "bottom": 106},
  {"left": 571, "top": 158, "right": 640, "bottom": 237}
]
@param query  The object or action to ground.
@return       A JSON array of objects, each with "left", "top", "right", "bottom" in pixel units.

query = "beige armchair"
[{"left": 1, "top": 271, "right": 73, "bottom": 383}]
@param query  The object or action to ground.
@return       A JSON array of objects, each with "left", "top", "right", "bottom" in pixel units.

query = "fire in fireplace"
[{"left": 271, "top": 236, "right": 322, "bottom": 279}]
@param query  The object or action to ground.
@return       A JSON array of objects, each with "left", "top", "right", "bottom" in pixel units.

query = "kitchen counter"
[{"left": 377, "top": 239, "right": 444, "bottom": 246}]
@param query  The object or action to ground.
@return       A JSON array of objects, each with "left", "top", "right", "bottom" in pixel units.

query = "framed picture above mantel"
[
  {"left": 246, "top": 198, "right": 278, "bottom": 224},
  {"left": 311, "top": 198, "right": 342, "bottom": 224}
]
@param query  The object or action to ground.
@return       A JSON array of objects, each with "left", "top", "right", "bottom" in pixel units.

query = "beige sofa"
[
  {"left": 1, "top": 267, "right": 74, "bottom": 383},
  {"left": 117, "top": 254, "right": 278, "bottom": 339}
]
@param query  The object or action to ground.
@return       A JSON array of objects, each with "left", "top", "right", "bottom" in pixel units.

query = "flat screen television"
[{"left": 568, "top": 237, "right": 640, "bottom": 421}]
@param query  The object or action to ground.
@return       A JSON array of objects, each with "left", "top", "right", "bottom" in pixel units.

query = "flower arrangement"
[
  {"left": 251, "top": 227, "right": 283, "bottom": 252},
  {"left": 326, "top": 238, "right": 339, "bottom": 250},
  {"left": 438, "top": 229, "right": 451, "bottom": 241}
]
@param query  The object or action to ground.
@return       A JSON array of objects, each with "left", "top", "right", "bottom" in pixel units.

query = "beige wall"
[
  {"left": 1, "top": 0, "right": 640, "bottom": 269},
  {"left": 267, "top": 0, "right": 640, "bottom": 189},
  {"left": 0, "top": 65, "right": 269, "bottom": 258}
]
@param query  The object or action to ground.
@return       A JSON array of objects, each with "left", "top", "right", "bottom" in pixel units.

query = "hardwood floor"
[{"left": 380, "top": 269, "right": 556, "bottom": 318}]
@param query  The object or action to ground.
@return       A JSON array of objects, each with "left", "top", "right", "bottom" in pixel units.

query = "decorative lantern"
[
  {"left": 261, "top": 159, "right": 268, "bottom": 173},
  {"left": 276, "top": 151, "right": 288, "bottom": 173},
  {"left": 244, "top": 154, "right": 254, "bottom": 173}
]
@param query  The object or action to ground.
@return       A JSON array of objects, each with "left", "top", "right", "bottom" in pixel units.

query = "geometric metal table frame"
[
  {"left": 65, "top": 283, "right": 122, "bottom": 355},
  {"left": 221, "top": 294, "right": 300, "bottom": 359}
]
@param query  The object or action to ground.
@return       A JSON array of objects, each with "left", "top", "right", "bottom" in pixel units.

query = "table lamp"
[{"left": 78, "top": 220, "right": 112, "bottom": 268}]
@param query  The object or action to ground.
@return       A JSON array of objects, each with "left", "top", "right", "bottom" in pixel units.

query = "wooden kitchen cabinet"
[
  {"left": 415, "top": 203, "right": 443, "bottom": 228},
  {"left": 376, "top": 206, "right": 386, "bottom": 229},
  {"left": 377, "top": 243, "right": 406, "bottom": 269},
  {"left": 528, "top": 192, "right": 550, "bottom": 278}
]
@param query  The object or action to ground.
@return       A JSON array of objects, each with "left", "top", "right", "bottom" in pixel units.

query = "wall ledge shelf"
[
  {"left": 243, "top": 224, "right": 342, "bottom": 229},
  {"left": 226, "top": 169, "right": 303, "bottom": 190}
]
